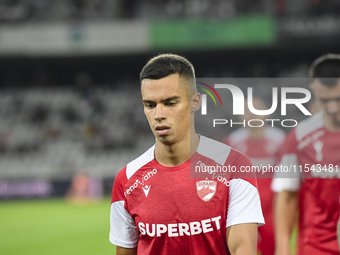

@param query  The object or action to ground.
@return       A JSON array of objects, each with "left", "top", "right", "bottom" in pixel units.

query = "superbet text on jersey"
[
  {"left": 110, "top": 136, "right": 264, "bottom": 255},
  {"left": 273, "top": 111, "right": 340, "bottom": 255}
]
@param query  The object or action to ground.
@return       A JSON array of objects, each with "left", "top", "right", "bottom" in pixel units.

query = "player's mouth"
[
  {"left": 328, "top": 113, "right": 340, "bottom": 119},
  {"left": 332, "top": 114, "right": 340, "bottom": 121},
  {"left": 155, "top": 125, "right": 170, "bottom": 135}
]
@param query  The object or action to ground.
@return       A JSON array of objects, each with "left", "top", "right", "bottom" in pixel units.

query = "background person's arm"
[
  {"left": 116, "top": 246, "right": 137, "bottom": 255},
  {"left": 274, "top": 190, "right": 298, "bottom": 255},
  {"left": 226, "top": 223, "right": 258, "bottom": 255}
]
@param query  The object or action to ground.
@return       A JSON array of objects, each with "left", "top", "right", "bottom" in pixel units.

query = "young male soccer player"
[
  {"left": 273, "top": 54, "right": 340, "bottom": 255},
  {"left": 224, "top": 97, "right": 286, "bottom": 255},
  {"left": 109, "top": 54, "right": 264, "bottom": 255}
]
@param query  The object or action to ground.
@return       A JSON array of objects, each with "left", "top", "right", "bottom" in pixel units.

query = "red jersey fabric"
[
  {"left": 273, "top": 111, "right": 340, "bottom": 255},
  {"left": 110, "top": 136, "right": 264, "bottom": 255},
  {"left": 225, "top": 127, "right": 286, "bottom": 255}
]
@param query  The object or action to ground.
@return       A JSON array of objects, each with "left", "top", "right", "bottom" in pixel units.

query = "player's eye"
[
  {"left": 165, "top": 101, "right": 177, "bottom": 106},
  {"left": 145, "top": 103, "right": 156, "bottom": 109}
]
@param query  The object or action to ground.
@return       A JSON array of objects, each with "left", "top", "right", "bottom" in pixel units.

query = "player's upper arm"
[
  {"left": 272, "top": 128, "right": 302, "bottom": 192},
  {"left": 116, "top": 246, "right": 137, "bottom": 255},
  {"left": 226, "top": 223, "right": 258, "bottom": 255}
]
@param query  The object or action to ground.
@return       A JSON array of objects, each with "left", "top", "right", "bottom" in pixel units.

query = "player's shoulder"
[
  {"left": 264, "top": 126, "right": 286, "bottom": 144},
  {"left": 227, "top": 128, "right": 249, "bottom": 145},
  {"left": 295, "top": 111, "right": 324, "bottom": 141},
  {"left": 197, "top": 135, "right": 250, "bottom": 165},
  {"left": 197, "top": 135, "right": 233, "bottom": 165},
  {"left": 118, "top": 145, "right": 155, "bottom": 181}
]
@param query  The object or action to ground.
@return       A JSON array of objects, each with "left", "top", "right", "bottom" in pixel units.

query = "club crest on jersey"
[{"left": 196, "top": 180, "right": 217, "bottom": 202}]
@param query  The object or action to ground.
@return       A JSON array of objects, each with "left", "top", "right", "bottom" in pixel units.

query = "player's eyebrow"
[
  {"left": 319, "top": 96, "right": 340, "bottom": 102},
  {"left": 143, "top": 96, "right": 181, "bottom": 104}
]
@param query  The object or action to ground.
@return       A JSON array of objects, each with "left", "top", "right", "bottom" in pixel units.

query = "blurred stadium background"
[{"left": 0, "top": 0, "right": 339, "bottom": 254}]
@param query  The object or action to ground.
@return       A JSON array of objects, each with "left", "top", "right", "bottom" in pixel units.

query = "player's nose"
[
  {"left": 154, "top": 104, "right": 166, "bottom": 120},
  {"left": 326, "top": 100, "right": 339, "bottom": 114}
]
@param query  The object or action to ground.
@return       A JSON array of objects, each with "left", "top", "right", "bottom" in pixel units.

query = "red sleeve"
[
  {"left": 279, "top": 128, "right": 298, "bottom": 164},
  {"left": 111, "top": 167, "right": 128, "bottom": 203}
]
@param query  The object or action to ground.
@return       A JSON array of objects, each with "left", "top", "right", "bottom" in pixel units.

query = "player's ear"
[
  {"left": 191, "top": 92, "right": 201, "bottom": 113},
  {"left": 309, "top": 79, "right": 316, "bottom": 90}
]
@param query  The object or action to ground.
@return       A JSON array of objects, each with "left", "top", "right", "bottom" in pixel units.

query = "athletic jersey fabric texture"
[
  {"left": 272, "top": 111, "right": 340, "bottom": 255},
  {"left": 224, "top": 126, "right": 285, "bottom": 255},
  {"left": 110, "top": 135, "right": 264, "bottom": 255}
]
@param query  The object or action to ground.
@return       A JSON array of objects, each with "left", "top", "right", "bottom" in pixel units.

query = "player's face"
[
  {"left": 141, "top": 74, "right": 191, "bottom": 145},
  {"left": 311, "top": 79, "right": 340, "bottom": 129}
]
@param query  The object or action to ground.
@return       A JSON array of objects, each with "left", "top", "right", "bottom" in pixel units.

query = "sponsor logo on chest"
[
  {"left": 124, "top": 168, "right": 157, "bottom": 197},
  {"left": 138, "top": 215, "right": 222, "bottom": 238}
]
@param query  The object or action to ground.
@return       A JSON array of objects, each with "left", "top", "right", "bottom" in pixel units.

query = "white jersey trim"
[
  {"left": 197, "top": 136, "right": 231, "bottom": 166},
  {"left": 295, "top": 111, "right": 324, "bottom": 141},
  {"left": 126, "top": 145, "right": 155, "bottom": 180},
  {"left": 272, "top": 154, "right": 301, "bottom": 192},
  {"left": 110, "top": 201, "right": 138, "bottom": 248},
  {"left": 271, "top": 177, "right": 301, "bottom": 192},
  {"left": 226, "top": 179, "right": 265, "bottom": 228}
]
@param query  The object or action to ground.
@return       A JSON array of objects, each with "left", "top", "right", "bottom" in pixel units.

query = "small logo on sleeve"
[
  {"left": 124, "top": 169, "right": 157, "bottom": 197},
  {"left": 196, "top": 180, "right": 217, "bottom": 202}
]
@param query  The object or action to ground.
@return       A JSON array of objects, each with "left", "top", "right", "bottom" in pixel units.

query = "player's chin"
[
  {"left": 156, "top": 135, "right": 174, "bottom": 145},
  {"left": 330, "top": 118, "right": 340, "bottom": 128},
  {"left": 332, "top": 114, "right": 340, "bottom": 120}
]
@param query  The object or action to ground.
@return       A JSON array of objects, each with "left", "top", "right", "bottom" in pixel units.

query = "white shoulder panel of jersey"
[
  {"left": 295, "top": 111, "right": 324, "bottom": 142},
  {"left": 110, "top": 201, "right": 138, "bottom": 248},
  {"left": 264, "top": 126, "right": 286, "bottom": 144},
  {"left": 126, "top": 145, "right": 155, "bottom": 180},
  {"left": 226, "top": 179, "right": 265, "bottom": 227},
  {"left": 227, "top": 128, "right": 249, "bottom": 145},
  {"left": 197, "top": 136, "right": 231, "bottom": 166}
]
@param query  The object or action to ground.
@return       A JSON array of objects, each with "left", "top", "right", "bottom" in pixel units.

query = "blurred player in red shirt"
[
  {"left": 273, "top": 54, "right": 340, "bottom": 255},
  {"left": 224, "top": 97, "right": 286, "bottom": 255}
]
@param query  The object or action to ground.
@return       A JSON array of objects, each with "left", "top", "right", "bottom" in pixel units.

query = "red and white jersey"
[
  {"left": 272, "top": 111, "right": 340, "bottom": 255},
  {"left": 225, "top": 127, "right": 286, "bottom": 176},
  {"left": 224, "top": 127, "right": 285, "bottom": 255},
  {"left": 110, "top": 136, "right": 264, "bottom": 255}
]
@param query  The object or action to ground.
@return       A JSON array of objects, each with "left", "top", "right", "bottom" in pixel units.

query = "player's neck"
[
  {"left": 154, "top": 132, "right": 199, "bottom": 167},
  {"left": 248, "top": 126, "right": 265, "bottom": 141}
]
